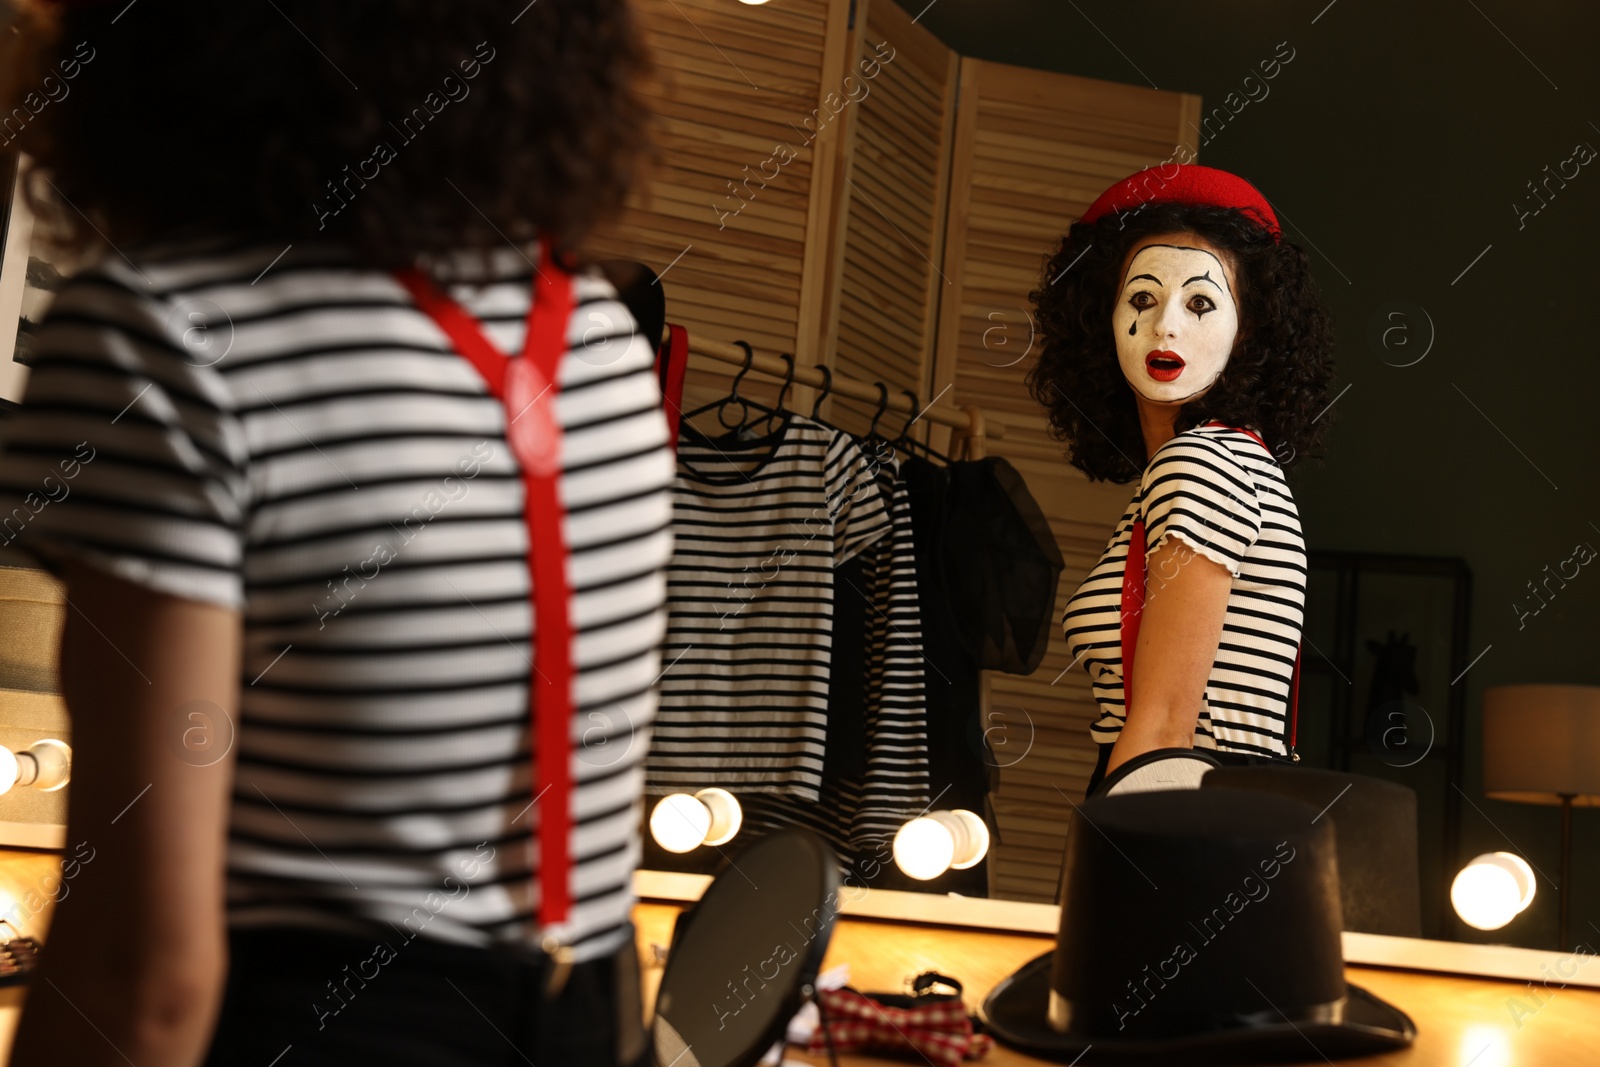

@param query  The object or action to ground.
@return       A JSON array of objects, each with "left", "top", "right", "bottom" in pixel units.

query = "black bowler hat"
[
  {"left": 980, "top": 789, "right": 1415, "bottom": 1062},
  {"left": 1202, "top": 765, "right": 1423, "bottom": 938}
]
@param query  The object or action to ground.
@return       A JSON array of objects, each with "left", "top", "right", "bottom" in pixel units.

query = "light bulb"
[
  {"left": 1452, "top": 852, "right": 1536, "bottom": 931},
  {"left": 18, "top": 740, "right": 71, "bottom": 792},
  {"left": 651, "top": 794, "right": 712, "bottom": 853},
  {"left": 895, "top": 817, "right": 956, "bottom": 880},
  {"left": 0, "top": 741, "right": 72, "bottom": 795},
  {"left": 893, "top": 810, "right": 991, "bottom": 880},
  {"left": 695, "top": 787, "right": 742, "bottom": 847},
  {"left": 946, "top": 809, "right": 991, "bottom": 869}
]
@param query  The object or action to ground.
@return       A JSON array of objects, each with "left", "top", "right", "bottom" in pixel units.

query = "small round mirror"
[{"left": 652, "top": 828, "right": 840, "bottom": 1067}]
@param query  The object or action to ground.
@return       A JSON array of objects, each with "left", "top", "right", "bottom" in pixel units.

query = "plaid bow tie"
[{"left": 806, "top": 985, "right": 993, "bottom": 1066}]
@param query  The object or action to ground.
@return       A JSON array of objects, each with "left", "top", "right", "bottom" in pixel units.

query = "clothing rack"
[{"left": 684, "top": 336, "right": 1004, "bottom": 460}]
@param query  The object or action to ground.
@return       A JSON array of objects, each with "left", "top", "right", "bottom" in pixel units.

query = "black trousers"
[{"left": 203, "top": 925, "right": 647, "bottom": 1067}]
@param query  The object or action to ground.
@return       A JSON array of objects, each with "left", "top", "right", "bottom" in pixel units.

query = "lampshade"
[{"left": 1482, "top": 685, "right": 1600, "bottom": 807}]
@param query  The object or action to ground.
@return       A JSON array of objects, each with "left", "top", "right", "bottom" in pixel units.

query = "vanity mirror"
[{"left": 586, "top": 0, "right": 1596, "bottom": 962}]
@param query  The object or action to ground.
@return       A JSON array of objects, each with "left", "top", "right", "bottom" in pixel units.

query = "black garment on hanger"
[
  {"left": 823, "top": 552, "right": 871, "bottom": 786},
  {"left": 896, "top": 453, "right": 992, "bottom": 895},
  {"left": 942, "top": 456, "right": 1064, "bottom": 675}
]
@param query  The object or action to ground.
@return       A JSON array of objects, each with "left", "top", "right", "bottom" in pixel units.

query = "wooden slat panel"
[
  {"left": 581, "top": 0, "right": 853, "bottom": 370},
  {"left": 823, "top": 0, "right": 959, "bottom": 438},
  {"left": 930, "top": 57, "right": 1203, "bottom": 902}
]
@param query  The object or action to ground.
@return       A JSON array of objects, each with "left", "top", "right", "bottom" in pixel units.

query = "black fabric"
[
  {"left": 900, "top": 454, "right": 991, "bottom": 895},
  {"left": 203, "top": 925, "right": 646, "bottom": 1067},
  {"left": 901, "top": 456, "right": 989, "bottom": 808},
  {"left": 599, "top": 259, "right": 665, "bottom": 353},
  {"left": 1202, "top": 766, "right": 1423, "bottom": 937},
  {"left": 941, "top": 457, "right": 1064, "bottom": 675},
  {"left": 822, "top": 552, "right": 871, "bottom": 785}
]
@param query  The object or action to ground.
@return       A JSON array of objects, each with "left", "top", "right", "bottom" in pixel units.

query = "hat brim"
[{"left": 979, "top": 953, "right": 1416, "bottom": 1063}]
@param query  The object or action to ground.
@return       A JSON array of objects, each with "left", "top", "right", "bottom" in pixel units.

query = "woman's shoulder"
[
  {"left": 1187, "top": 421, "right": 1274, "bottom": 457},
  {"left": 1144, "top": 424, "right": 1261, "bottom": 480},
  {"left": 1151, "top": 423, "right": 1284, "bottom": 481},
  {"left": 1138, "top": 424, "right": 1271, "bottom": 517}
]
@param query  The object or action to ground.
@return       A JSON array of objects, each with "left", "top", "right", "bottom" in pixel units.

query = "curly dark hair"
[
  {"left": 1024, "top": 200, "right": 1335, "bottom": 484},
  {"left": 0, "top": 0, "right": 650, "bottom": 267}
]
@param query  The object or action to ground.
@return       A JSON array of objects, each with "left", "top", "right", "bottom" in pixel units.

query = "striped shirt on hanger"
[
  {"left": 736, "top": 447, "right": 933, "bottom": 857},
  {"left": 0, "top": 238, "right": 674, "bottom": 963},
  {"left": 1061, "top": 425, "right": 1306, "bottom": 756},
  {"left": 649, "top": 414, "right": 892, "bottom": 802}
]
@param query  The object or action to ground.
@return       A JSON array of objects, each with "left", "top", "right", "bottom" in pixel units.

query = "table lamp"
[{"left": 1482, "top": 684, "right": 1600, "bottom": 950}]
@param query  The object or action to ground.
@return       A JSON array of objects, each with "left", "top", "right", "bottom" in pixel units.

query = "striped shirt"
[
  {"left": 736, "top": 451, "right": 932, "bottom": 855},
  {"left": 1061, "top": 425, "right": 1305, "bottom": 756},
  {"left": 0, "top": 238, "right": 674, "bottom": 962},
  {"left": 648, "top": 414, "right": 892, "bottom": 803}
]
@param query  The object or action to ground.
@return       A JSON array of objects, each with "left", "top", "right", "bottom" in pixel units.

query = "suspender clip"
[{"left": 541, "top": 934, "right": 575, "bottom": 999}]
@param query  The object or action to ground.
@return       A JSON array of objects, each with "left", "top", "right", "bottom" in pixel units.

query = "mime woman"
[{"left": 1026, "top": 165, "right": 1336, "bottom": 796}]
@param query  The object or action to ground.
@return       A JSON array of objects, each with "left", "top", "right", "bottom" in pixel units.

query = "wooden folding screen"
[{"left": 819, "top": 0, "right": 958, "bottom": 436}]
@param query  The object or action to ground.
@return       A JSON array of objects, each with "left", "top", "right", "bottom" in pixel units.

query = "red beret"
[{"left": 1081, "top": 164, "right": 1282, "bottom": 240}]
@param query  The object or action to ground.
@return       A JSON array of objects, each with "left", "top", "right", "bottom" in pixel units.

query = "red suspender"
[
  {"left": 1122, "top": 422, "right": 1302, "bottom": 757},
  {"left": 656, "top": 323, "right": 689, "bottom": 451},
  {"left": 1119, "top": 518, "right": 1147, "bottom": 714},
  {"left": 395, "top": 249, "right": 576, "bottom": 929}
]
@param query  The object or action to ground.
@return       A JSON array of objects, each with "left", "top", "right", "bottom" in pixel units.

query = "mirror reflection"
[{"left": 586, "top": 0, "right": 1597, "bottom": 959}]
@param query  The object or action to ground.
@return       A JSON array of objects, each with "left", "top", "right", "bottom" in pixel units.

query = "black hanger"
[
  {"left": 810, "top": 365, "right": 832, "bottom": 420},
  {"left": 890, "top": 388, "right": 953, "bottom": 465},
  {"left": 894, "top": 389, "right": 920, "bottom": 444},
  {"left": 756, "top": 353, "right": 796, "bottom": 435},
  {"left": 680, "top": 341, "right": 784, "bottom": 439},
  {"left": 799, "top": 362, "right": 856, "bottom": 439},
  {"left": 865, "top": 382, "right": 891, "bottom": 442}
]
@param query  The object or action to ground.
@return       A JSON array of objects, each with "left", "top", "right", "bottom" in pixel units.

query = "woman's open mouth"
[{"left": 1145, "top": 350, "right": 1185, "bottom": 382}]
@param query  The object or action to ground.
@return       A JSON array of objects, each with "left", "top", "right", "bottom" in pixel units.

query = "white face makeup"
[{"left": 1112, "top": 242, "right": 1239, "bottom": 404}]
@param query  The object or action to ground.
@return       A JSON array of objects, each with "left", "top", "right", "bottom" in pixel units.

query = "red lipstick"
[{"left": 1145, "top": 350, "right": 1185, "bottom": 382}]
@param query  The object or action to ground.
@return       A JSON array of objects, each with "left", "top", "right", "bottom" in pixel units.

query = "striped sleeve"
[
  {"left": 822, "top": 433, "right": 891, "bottom": 566},
  {"left": 1139, "top": 433, "right": 1260, "bottom": 577},
  {"left": 0, "top": 269, "right": 248, "bottom": 607}
]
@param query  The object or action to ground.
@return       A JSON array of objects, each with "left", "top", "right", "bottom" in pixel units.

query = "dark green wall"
[{"left": 898, "top": 0, "right": 1600, "bottom": 951}]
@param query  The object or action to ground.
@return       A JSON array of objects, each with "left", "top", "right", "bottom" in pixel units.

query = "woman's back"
[
  {"left": 0, "top": 3, "right": 662, "bottom": 1061},
  {"left": 2, "top": 237, "right": 673, "bottom": 961}
]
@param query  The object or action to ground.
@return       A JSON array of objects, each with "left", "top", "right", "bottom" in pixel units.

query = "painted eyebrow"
[
  {"left": 1124, "top": 273, "right": 1162, "bottom": 287},
  {"left": 1122, "top": 244, "right": 1234, "bottom": 295}
]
